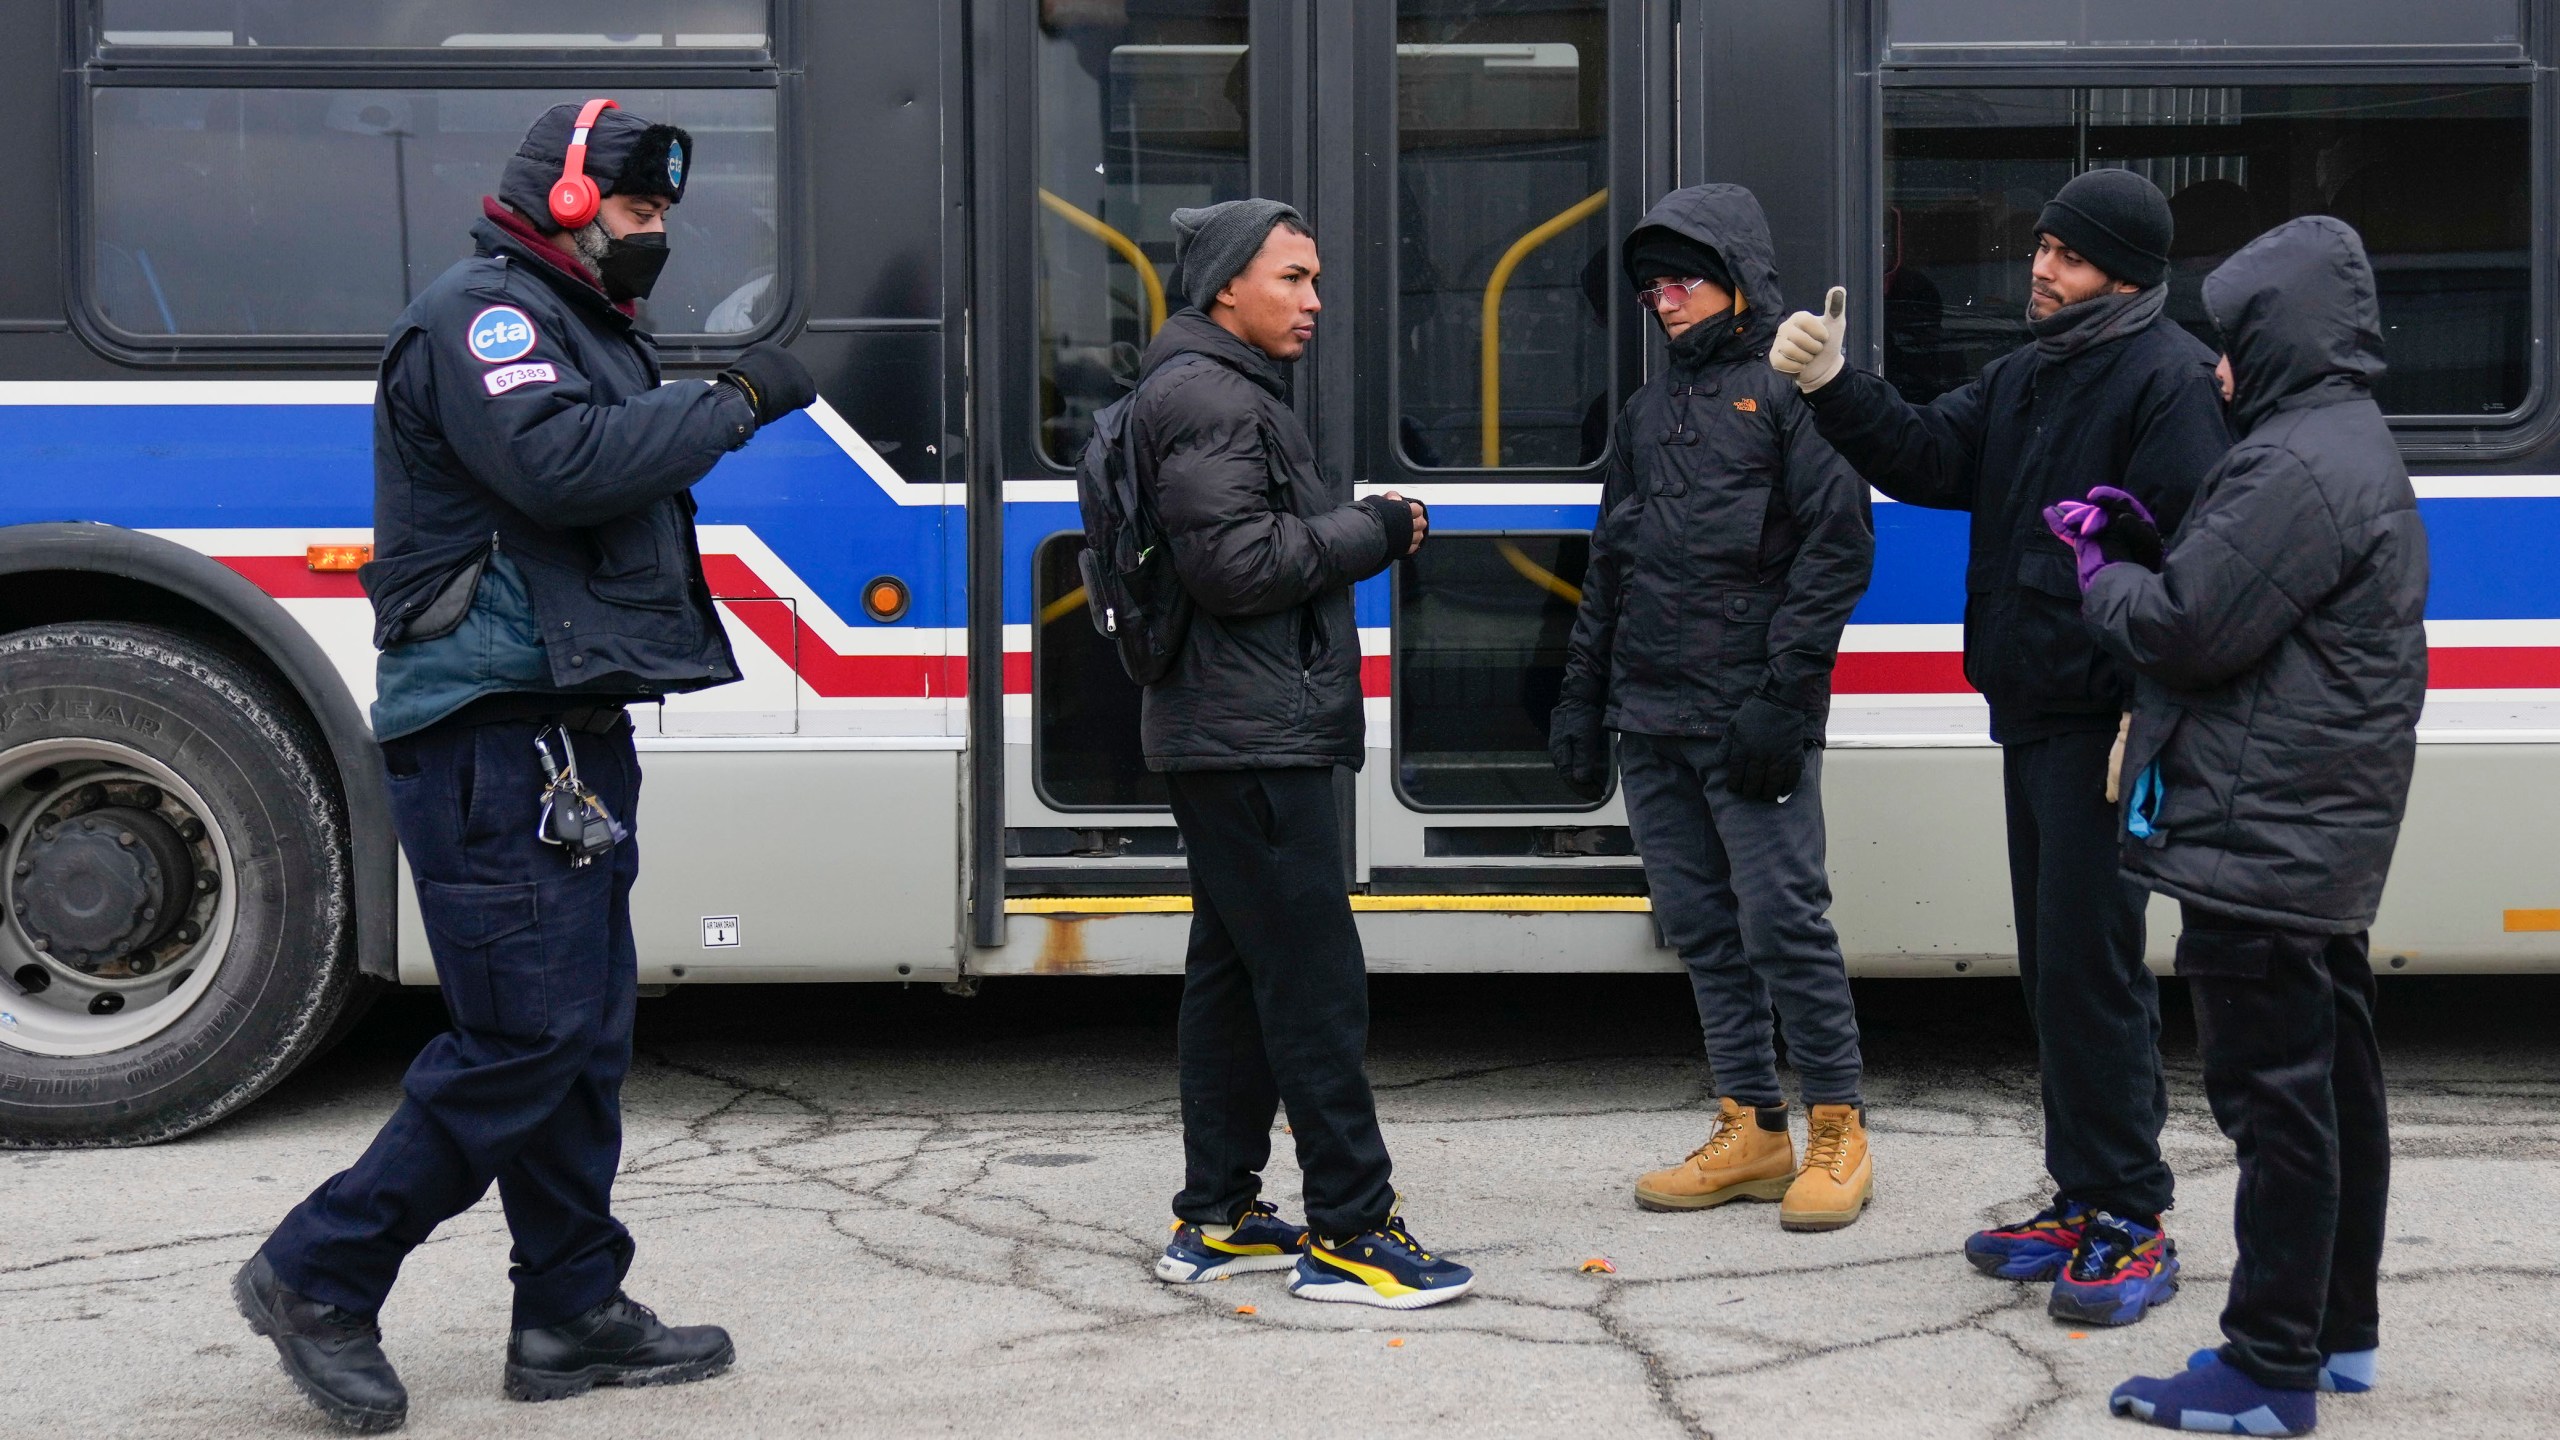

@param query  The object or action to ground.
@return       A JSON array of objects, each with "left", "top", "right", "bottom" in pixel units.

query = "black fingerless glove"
[
  {"left": 716, "top": 341, "right": 818, "bottom": 427},
  {"left": 1717, "top": 693, "right": 1809, "bottom": 803},
  {"left": 1357, "top": 495, "right": 1416, "bottom": 558}
]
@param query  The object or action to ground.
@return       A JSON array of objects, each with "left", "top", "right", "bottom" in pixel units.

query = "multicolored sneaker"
[
  {"left": 1965, "top": 1198, "right": 2091, "bottom": 1280},
  {"left": 1153, "top": 1200, "right": 1309, "bottom": 1284},
  {"left": 2049, "top": 1211, "right": 2180, "bottom": 1326},
  {"left": 2189, "top": 1346, "right": 2375, "bottom": 1395},
  {"left": 2113, "top": 1353, "right": 2315, "bottom": 1435},
  {"left": 1287, "top": 1215, "right": 1475, "bottom": 1310}
]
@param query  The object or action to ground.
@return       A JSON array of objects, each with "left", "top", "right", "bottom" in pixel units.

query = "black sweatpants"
[
  {"left": 2003, "top": 729, "right": 2173, "bottom": 1218},
  {"left": 1165, "top": 767, "right": 1396, "bottom": 1239},
  {"left": 1617, "top": 733, "right": 1863, "bottom": 1108},
  {"left": 2179, "top": 904, "right": 2389, "bottom": 1390}
]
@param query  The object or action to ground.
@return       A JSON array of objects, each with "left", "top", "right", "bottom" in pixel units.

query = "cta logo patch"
[
  {"left": 666, "top": 139, "right": 685, "bottom": 189},
  {"left": 466, "top": 305, "right": 539, "bottom": 364},
  {"left": 483, "top": 362, "right": 557, "bottom": 397}
]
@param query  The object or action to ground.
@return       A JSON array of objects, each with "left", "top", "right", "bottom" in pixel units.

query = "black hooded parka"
[
  {"left": 2084, "top": 217, "right": 2430, "bottom": 932},
  {"left": 1557, "top": 185, "right": 1875, "bottom": 739}
]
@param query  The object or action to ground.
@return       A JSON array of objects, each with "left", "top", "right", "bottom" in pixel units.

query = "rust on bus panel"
[{"left": 1035, "top": 915, "right": 1091, "bottom": 974}]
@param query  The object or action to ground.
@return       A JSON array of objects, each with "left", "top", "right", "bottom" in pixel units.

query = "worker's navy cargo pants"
[{"left": 263, "top": 713, "right": 642, "bottom": 1331}]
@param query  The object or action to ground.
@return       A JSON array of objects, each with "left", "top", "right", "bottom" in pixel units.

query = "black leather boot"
[
  {"left": 231, "top": 1251, "right": 409, "bottom": 1433},
  {"left": 503, "top": 1291, "right": 735, "bottom": 1402}
]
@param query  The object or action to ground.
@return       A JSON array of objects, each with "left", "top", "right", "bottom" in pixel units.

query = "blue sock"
[
  {"left": 2188, "top": 1345, "right": 2376, "bottom": 1395},
  {"left": 2113, "top": 1354, "right": 2316, "bottom": 1435}
]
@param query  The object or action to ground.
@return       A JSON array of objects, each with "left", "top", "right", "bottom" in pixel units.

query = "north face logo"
[{"left": 1733, "top": 397, "right": 1759, "bottom": 413}]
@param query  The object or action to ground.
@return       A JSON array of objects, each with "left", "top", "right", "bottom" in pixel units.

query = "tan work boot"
[
  {"left": 1780, "top": 1103, "right": 1873, "bottom": 1232},
  {"left": 1634, "top": 1097, "right": 1796, "bottom": 1211}
]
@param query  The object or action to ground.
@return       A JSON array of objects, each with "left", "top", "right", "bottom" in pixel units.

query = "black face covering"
[{"left": 598, "top": 231, "right": 670, "bottom": 302}]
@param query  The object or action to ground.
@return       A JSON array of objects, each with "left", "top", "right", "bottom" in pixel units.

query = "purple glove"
[{"left": 2042, "top": 486, "right": 2161, "bottom": 590}]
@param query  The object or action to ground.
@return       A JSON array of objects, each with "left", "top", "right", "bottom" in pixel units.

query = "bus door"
[{"left": 977, "top": 1, "right": 1670, "bottom": 966}]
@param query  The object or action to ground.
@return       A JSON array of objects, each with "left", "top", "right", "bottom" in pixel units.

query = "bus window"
[
  {"left": 96, "top": 0, "right": 769, "bottom": 49},
  {"left": 1033, "top": 533, "right": 1167, "bottom": 811},
  {"left": 1884, "top": 84, "right": 2531, "bottom": 418},
  {"left": 87, "top": 87, "right": 779, "bottom": 340},
  {"left": 1394, "top": 533, "right": 1600, "bottom": 809},
  {"left": 1395, "top": 2, "right": 1612, "bottom": 471},
  {"left": 1035, "top": 2, "right": 1248, "bottom": 468},
  {"left": 1887, "top": 0, "right": 2520, "bottom": 50}
]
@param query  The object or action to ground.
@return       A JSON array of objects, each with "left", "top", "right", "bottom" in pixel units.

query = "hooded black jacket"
[
  {"left": 1132, "top": 309, "right": 1399, "bottom": 770},
  {"left": 363, "top": 202, "right": 753, "bottom": 697},
  {"left": 2084, "top": 217, "right": 2429, "bottom": 932},
  {"left": 1557, "top": 185, "right": 1874, "bottom": 739},
  {"left": 1803, "top": 263, "right": 2230, "bottom": 742}
]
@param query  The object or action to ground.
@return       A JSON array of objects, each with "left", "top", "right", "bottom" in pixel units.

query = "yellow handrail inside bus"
[
  {"left": 1039, "top": 585, "right": 1090, "bottom": 626},
  {"left": 1038, "top": 188, "right": 1168, "bottom": 337},
  {"left": 1494, "top": 539, "right": 1582, "bottom": 606},
  {"left": 1481, "top": 188, "right": 1608, "bottom": 467}
]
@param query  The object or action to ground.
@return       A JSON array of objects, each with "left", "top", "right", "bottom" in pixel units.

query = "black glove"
[
  {"left": 2091, "top": 492, "right": 2164, "bottom": 571},
  {"left": 1356, "top": 495, "right": 1417, "bottom": 558},
  {"left": 1547, "top": 697, "right": 1609, "bottom": 798},
  {"left": 1717, "top": 694, "right": 1808, "bottom": 803},
  {"left": 716, "top": 341, "right": 818, "bottom": 427}
]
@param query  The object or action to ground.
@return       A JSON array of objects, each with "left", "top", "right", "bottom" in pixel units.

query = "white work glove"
[{"left": 1770, "top": 285, "right": 1848, "bottom": 393}]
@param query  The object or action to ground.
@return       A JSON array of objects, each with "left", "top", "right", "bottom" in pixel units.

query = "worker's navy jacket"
[{"left": 361, "top": 200, "right": 753, "bottom": 711}]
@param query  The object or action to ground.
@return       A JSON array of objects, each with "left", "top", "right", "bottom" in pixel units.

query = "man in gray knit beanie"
[{"left": 1168, "top": 198, "right": 1307, "bottom": 314}]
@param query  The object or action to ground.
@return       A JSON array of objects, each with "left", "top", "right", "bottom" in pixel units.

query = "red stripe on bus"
[
  {"left": 2428, "top": 646, "right": 2560, "bottom": 688},
  {"left": 1834, "top": 651, "right": 1974, "bottom": 694},
  {"left": 217, "top": 555, "right": 367, "bottom": 598}
]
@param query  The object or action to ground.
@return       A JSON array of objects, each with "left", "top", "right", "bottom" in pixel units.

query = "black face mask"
[{"left": 598, "top": 230, "right": 670, "bottom": 302}]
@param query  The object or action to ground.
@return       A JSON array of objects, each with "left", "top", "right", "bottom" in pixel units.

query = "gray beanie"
[{"left": 1169, "top": 198, "right": 1306, "bottom": 312}]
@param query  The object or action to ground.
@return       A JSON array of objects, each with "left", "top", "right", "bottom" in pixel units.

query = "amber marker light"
[
  {"left": 862, "top": 575, "right": 911, "bottom": 622},
  {"left": 306, "top": 545, "right": 373, "bottom": 572}
]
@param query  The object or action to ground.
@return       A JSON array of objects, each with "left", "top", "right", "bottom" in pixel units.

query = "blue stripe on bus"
[{"left": 0, "top": 403, "right": 2550, "bottom": 633}]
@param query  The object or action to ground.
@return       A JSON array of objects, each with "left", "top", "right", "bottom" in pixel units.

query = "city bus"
[{"left": 5, "top": 0, "right": 2557, "bottom": 1143}]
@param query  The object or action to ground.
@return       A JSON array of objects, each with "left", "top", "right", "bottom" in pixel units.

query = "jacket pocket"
[
  {"left": 586, "top": 502, "right": 689, "bottom": 611},
  {"left": 414, "top": 877, "right": 548, "bottom": 1042},
  {"left": 2014, "top": 540, "right": 2081, "bottom": 599},
  {"left": 1716, "top": 587, "right": 1779, "bottom": 665}
]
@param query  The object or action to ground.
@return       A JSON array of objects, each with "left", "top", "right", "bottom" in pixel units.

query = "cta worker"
[
  {"left": 1769, "top": 169, "right": 2230, "bottom": 1325},
  {"left": 1549, "top": 185, "right": 1877, "bottom": 1231},
  {"left": 231, "top": 100, "right": 815, "bottom": 1431},
  {"left": 2067, "top": 217, "right": 2425, "bottom": 1436},
  {"left": 1133, "top": 199, "right": 1475, "bottom": 1309}
]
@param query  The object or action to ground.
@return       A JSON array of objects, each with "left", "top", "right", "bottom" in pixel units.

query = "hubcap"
[{"left": 0, "top": 740, "right": 237, "bottom": 1057}]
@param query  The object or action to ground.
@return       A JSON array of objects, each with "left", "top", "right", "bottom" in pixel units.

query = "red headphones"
[{"left": 546, "top": 97, "right": 619, "bottom": 230}]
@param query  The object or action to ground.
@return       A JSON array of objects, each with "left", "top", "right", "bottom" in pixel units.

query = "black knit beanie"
[
  {"left": 498, "top": 102, "right": 695, "bottom": 234},
  {"left": 1622, "top": 226, "right": 1733, "bottom": 298},
  {"left": 2035, "top": 169, "right": 2172, "bottom": 289}
]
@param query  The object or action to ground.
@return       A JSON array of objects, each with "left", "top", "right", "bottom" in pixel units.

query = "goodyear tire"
[{"left": 0, "top": 623, "right": 358, "bottom": 1145}]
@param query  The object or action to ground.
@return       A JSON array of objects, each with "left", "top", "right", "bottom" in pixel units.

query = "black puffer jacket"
[
  {"left": 1557, "top": 185, "right": 1874, "bottom": 738},
  {"left": 2084, "top": 217, "right": 2429, "bottom": 933},
  {"left": 1133, "top": 310, "right": 1400, "bottom": 770},
  {"left": 1805, "top": 264, "right": 2230, "bottom": 742}
]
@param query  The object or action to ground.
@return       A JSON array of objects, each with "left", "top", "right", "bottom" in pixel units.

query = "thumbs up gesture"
[{"left": 1771, "top": 285, "right": 1848, "bottom": 393}]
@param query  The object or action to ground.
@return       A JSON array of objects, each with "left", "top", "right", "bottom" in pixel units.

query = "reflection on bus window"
[
  {"left": 1396, "top": 534, "right": 1599, "bottom": 809},
  {"left": 89, "top": 88, "right": 779, "bottom": 339},
  {"left": 1886, "top": 0, "right": 2521, "bottom": 50},
  {"left": 1396, "top": 2, "right": 1611, "bottom": 471},
  {"left": 1884, "top": 85, "right": 2530, "bottom": 416},
  {"left": 1036, "top": 2, "right": 1248, "bottom": 467},
  {"left": 97, "top": 0, "right": 769, "bottom": 48},
  {"left": 1034, "top": 533, "right": 1167, "bottom": 811}
]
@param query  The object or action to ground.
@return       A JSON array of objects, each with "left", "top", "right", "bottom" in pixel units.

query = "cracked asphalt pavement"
[{"left": 4, "top": 971, "right": 2555, "bottom": 1439}]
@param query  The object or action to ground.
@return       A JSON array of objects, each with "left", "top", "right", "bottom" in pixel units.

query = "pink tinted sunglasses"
[{"left": 1638, "top": 277, "right": 1713, "bottom": 312}]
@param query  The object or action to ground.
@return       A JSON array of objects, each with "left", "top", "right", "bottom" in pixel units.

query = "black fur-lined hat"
[{"left": 498, "top": 102, "right": 694, "bottom": 232}]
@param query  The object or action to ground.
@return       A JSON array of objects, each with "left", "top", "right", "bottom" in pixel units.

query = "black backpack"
[{"left": 1073, "top": 356, "right": 1210, "bottom": 686}]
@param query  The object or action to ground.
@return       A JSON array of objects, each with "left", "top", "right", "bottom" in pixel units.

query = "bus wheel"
[{"left": 0, "top": 623, "right": 358, "bottom": 1146}]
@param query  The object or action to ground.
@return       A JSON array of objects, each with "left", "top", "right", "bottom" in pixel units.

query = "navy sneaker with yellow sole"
[
  {"left": 1286, "top": 1215, "right": 1474, "bottom": 1310},
  {"left": 1154, "top": 1200, "right": 1309, "bottom": 1284}
]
